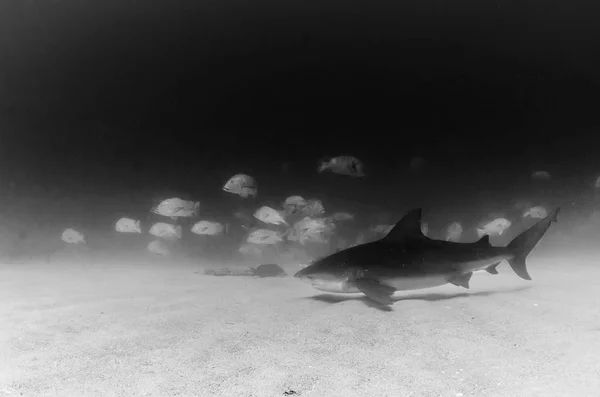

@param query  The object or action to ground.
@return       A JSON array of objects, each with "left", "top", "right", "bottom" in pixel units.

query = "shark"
[{"left": 294, "top": 207, "right": 559, "bottom": 306}]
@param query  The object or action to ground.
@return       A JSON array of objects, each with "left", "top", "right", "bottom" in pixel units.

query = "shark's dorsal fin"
[
  {"left": 384, "top": 208, "right": 425, "bottom": 242},
  {"left": 475, "top": 235, "right": 491, "bottom": 246}
]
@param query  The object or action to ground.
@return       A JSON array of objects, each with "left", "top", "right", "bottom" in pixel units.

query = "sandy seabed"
[{"left": 1, "top": 249, "right": 599, "bottom": 397}]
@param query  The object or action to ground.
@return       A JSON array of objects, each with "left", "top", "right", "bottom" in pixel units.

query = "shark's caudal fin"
[{"left": 506, "top": 208, "right": 560, "bottom": 280}]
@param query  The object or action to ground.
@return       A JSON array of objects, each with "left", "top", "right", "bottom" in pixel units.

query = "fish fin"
[
  {"left": 486, "top": 262, "right": 501, "bottom": 274},
  {"left": 383, "top": 208, "right": 425, "bottom": 243},
  {"left": 506, "top": 208, "right": 560, "bottom": 281},
  {"left": 355, "top": 279, "right": 396, "bottom": 306},
  {"left": 475, "top": 235, "right": 491, "bottom": 246},
  {"left": 317, "top": 162, "right": 329, "bottom": 173},
  {"left": 449, "top": 272, "right": 472, "bottom": 289}
]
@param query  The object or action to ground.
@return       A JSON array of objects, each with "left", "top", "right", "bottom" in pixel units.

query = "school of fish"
[{"left": 56, "top": 159, "right": 568, "bottom": 262}]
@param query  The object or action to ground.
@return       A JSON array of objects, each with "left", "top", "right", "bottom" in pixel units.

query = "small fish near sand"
[
  {"left": 282, "top": 195, "right": 308, "bottom": 216},
  {"left": 300, "top": 199, "right": 325, "bottom": 217},
  {"left": 254, "top": 206, "right": 288, "bottom": 226},
  {"left": 288, "top": 217, "right": 334, "bottom": 245},
  {"left": 294, "top": 207, "right": 560, "bottom": 307},
  {"left": 284, "top": 195, "right": 308, "bottom": 208},
  {"left": 202, "top": 264, "right": 287, "bottom": 278},
  {"left": 328, "top": 212, "right": 355, "bottom": 222},
  {"left": 445, "top": 221, "right": 463, "bottom": 242},
  {"left": 115, "top": 217, "right": 142, "bottom": 233},
  {"left": 147, "top": 240, "right": 170, "bottom": 256},
  {"left": 149, "top": 222, "right": 182, "bottom": 240},
  {"left": 247, "top": 229, "right": 284, "bottom": 245},
  {"left": 532, "top": 171, "right": 551, "bottom": 181},
  {"left": 152, "top": 198, "right": 199, "bottom": 219},
  {"left": 370, "top": 224, "right": 394, "bottom": 237},
  {"left": 223, "top": 174, "right": 258, "bottom": 198},
  {"left": 476, "top": 217, "right": 512, "bottom": 238},
  {"left": 523, "top": 206, "right": 548, "bottom": 219},
  {"left": 318, "top": 156, "right": 365, "bottom": 177},
  {"left": 191, "top": 220, "right": 225, "bottom": 236},
  {"left": 239, "top": 243, "right": 264, "bottom": 256},
  {"left": 62, "top": 228, "right": 86, "bottom": 244}
]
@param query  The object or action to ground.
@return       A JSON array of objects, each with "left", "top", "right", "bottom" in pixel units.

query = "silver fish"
[
  {"left": 223, "top": 174, "right": 258, "bottom": 198},
  {"left": 445, "top": 221, "right": 463, "bottom": 242},
  {"left": 254, "top": 206, "right": 288, "bottom": 226},
  {"left": 62, "top": 228, "right": 86, "bottom": 244},
  {"left": 191, "top": 220, "right": 224, "bottom": 235},
  {"left": 247, "top": 229, "right": 284, "bottom": 245},
  {"left": 289, "top": 217, "right": 334, "bottom": 245},
  {"left": 284, "top": 195, "right": 307, "bottom": 207},
  {"left": 318, "top": 156, "right": 365, "bottom": 177},
  {"left": 152, "top": 198, "right": 199, "bottom": 219},
  {"left": 149, "top": 222, "right": 182, "bottom": 240},
  {"left": 523, "top": 206, "right": 548, "bottom": 219},
  {"left": 329, "top": 211, "right": 354, "bottom": 221},
  {"left": 239, "top": 243, "right": 264, "bottom": 256},
  {"left": 477, "top": 218, "right": 511, "bottom": 238},
  {"left": 115, "top": 217, "right": 142, "bottom": 233},
  {"left": 300, "top": 199, "right": 325, "bottom": 217},
  {"left": 147, "top": 240, "right": 170, "bottom": 256},
  {"left": 531, "top": 171, "right": 551, "bottom": 181}
]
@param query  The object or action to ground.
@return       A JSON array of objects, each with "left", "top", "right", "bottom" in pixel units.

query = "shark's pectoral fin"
[
  {"left": 449, "top": 272, "right": 473, "bottom": 289},
  {"left": 355, "top": 279, "right": 397, "bottom": 306},
  {"left": 485, "top": 262, "right": 501, "bottom": 274}
]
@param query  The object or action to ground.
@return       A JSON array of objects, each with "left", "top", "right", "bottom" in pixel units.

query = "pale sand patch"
[{"left": 0, "top": 253, "right": 599, "bottom": 397}]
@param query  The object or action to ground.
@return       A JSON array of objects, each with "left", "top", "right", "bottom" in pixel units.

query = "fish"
[
  {"left": 300, "top": 199, "right": 325, "bottom": 217},
  {"left": 152, "top": 198, "right": 199, "bottom": 219},
  {"left": 246, "top": 229, "right": 284, "bottom": 245},
  {"left": 354, "top": 232, "right": 368, "bottom": 247},
  {"left": 288, "top": 217, "right": 334, "bottom": 245},
  {"left": 239, "top": 243, "right": 264, "bottom": 255},
  {"left": 250, "top": 264, "right": 287, "bottom": 278},
  {"left": 282, "top": 195, "right": 308, "bottom": 216},
  {"left": 191, "top": 220, "right": 225, "bottom": 235},
  {"left": 421, "top": 222, "right": 429, "bottom": 237},
  {"left": 115, "top": 217, "right": 142, "bottom": 233},
  {"left": 147, "top": 240, "right": 170, "bottom": 255},
  {"left": 61, "top": 228, "right": 86, "bottom": 244},
  {"left": 477, "top": 217, "right": 512, "bottom": 238},
  {"left": 318, "top": 156, "right": 365, "bottom": 177},
  {"left": 223, "top": 174, "right": 258, "bottom": 198},
  {"left": 329, "top": 212, "right": 355, "bottom": 222},
  {"left": 523, "top": 206, "right": 548, "bottom": 219},
  {"left": 149, "top": 222, "right": 182, "bottom": 240},
  {"left": 371, "top": 224, "right": 394, "bottom": 236},
  {"left": 284, "top": 195, "right": 308, "bottom": 207},
  {"left": 294, "top": 207, "right": 560, "bottom": 306},
  {"left": 445, "top": 221, "right": 463, "bottom": 242},
  {"left": 595, "top": 176, "right": 600, "bottom": 189},
  {"left": 254, "top": 206, "right": 288, "bottom": 226},
  {"left": 532, "top": 171, "right": 551, "bottom": 181}
]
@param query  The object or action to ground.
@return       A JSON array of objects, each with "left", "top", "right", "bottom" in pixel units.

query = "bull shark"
[{"left": 294, "top": 207, "right": 559, "bottom": 306}]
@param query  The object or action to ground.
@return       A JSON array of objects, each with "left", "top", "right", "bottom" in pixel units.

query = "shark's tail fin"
[{"left": 506, "top": 208, "right": 560, "bottom": 280}]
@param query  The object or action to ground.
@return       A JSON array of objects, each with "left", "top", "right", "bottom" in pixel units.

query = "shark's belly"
[
  {"left": 310, "top": 280, "right": 361, "bottom": 293},
  {"left": 381, "top": 275, "right": 449, "bottom": 291}
]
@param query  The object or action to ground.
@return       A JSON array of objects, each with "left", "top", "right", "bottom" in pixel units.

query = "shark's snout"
[{"left": 293, "top": 268, "right": 309, "bottom": 279}]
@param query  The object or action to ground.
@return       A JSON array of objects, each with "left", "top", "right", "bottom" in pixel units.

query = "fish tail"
[
  {"left": 476, "top": 228, "right": 485, "bottom": 238},
  {"left": 506, "top": 208, "right": 560, "bottom": 280},
  {"left": 317, "top": 162, "right": 329, "bottom": 173}
]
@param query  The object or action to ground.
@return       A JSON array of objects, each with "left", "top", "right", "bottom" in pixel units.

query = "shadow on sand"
[{"left": 301, "top": 285, "right": 532, "bottom": 311}]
